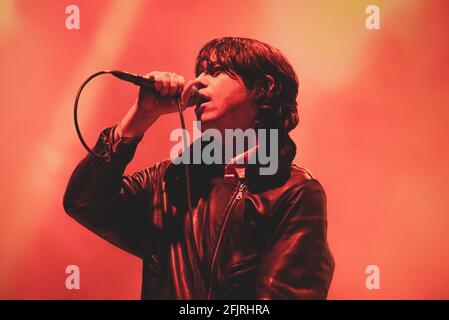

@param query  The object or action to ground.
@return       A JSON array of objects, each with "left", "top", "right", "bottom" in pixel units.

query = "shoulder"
[
  {"left": 124, "top": 160, "right": 172, "bottom": 188},
  {"left": 289, "top": 165, "right": 323, "bottom": 189},
  {"left": 143, "top": 160, "right": 172, "bottom": 178},
  {"left": 286, "top": 164, "right": 327, "bottom": 204},
  {"left": 289, "top": 164, "right": 315, "bottom": 181}
]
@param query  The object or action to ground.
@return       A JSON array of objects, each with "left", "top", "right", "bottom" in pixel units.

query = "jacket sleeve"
[
  {"left": 63, "top": 125, "right": 152, "bottom": 258},
  {"left": 255, "top": 180, "right": 335, "bottom": 299}
]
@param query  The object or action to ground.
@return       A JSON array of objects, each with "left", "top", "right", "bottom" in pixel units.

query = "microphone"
[{"left": 110, "top": 70, "right": 200, "bottom": 107}]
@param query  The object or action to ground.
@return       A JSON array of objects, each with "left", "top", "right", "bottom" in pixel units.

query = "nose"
[{"left": 192, "top": 72, "right": 208, "bottom": 91}]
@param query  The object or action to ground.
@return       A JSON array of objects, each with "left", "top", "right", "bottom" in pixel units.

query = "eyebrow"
[{"left": 196, "top": 58, "right": 219, "bottom": 74}]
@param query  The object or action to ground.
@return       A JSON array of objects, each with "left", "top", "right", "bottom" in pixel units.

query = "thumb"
[{"left": 181, "top": 80, "right": 198, "bottom": 109}]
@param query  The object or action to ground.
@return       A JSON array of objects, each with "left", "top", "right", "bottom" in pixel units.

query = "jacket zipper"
[{"left": 207, "top": 181, "right": 247, "bottom": 299}]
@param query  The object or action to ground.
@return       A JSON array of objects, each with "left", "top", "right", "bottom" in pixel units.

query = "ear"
[
  {"left": 252, "top": 75, "right": 275, "bottom": 105},
  {"left": 265, "top": 75, "right": 275, "bottom": 97}
]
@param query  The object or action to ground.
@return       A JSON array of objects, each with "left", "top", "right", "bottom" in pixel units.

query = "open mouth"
[
  {"left": 195, "top": 94, "right": 211, "bottom": 115},
  {"left": 196, "top": 94, "right": 210, "bottom": 108}
]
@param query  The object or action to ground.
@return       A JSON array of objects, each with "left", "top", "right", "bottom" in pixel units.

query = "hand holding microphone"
[{"left": 113, "top": 71, "right": 199, "bottom": 139}]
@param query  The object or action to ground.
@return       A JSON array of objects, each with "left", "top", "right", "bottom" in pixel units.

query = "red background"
[{"left": 1, "top": 0, "right": 448, "bottom": 299}]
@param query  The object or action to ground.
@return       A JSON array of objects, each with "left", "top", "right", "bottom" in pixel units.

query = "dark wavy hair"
[{"left": 195, "top": 37, "right": 299, "bottom": 136}]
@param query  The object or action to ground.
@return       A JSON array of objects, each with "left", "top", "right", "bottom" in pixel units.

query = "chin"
[
  {"left": 197, "top": 114, "right": 219, "bottom": 131},
  {"left": 198, "top": 120, "right": 213, "bottom": 132}
]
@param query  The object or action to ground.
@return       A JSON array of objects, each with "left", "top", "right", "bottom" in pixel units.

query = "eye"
[{"left": 207, "top": 64, "right": 224, "bottom": 77}]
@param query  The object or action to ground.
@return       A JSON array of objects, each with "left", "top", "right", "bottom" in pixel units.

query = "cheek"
[{"left": 214, "top": 78, "right": 250, "bottom": 110}]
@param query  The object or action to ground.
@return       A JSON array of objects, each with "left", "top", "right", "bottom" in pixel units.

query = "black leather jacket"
[{"left": 63, "top": 126, "right": 334, "bottom": 299}]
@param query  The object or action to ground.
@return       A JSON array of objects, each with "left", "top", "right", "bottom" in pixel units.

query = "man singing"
[{"left": 63, "top": 37, "right": 334, "bottom": 299}]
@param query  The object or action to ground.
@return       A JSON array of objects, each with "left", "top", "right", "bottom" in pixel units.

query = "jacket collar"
[{"left": 163, "top": 135, "right": 296, "bottom": 194}]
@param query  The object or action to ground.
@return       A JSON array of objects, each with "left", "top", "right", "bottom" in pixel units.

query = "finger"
[
  {"left": 176, "top": 75, "right": 185, "bottom": 96},
  {"left": 152, "top": 72, "right": 163, "bottom": 92},
  {"left": 181, "top": 79, "right": 196, "bottom": 107},
  {"left": 168, "top": 73, "right": 179, "bottom": 96},
  {"left": 160, "top": 72, "right": 171, "bottom": 96}
]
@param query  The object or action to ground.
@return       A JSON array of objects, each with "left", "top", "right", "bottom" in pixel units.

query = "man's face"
[{"left": 193, "top": 59, "right": 257, "bottom": 134}]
